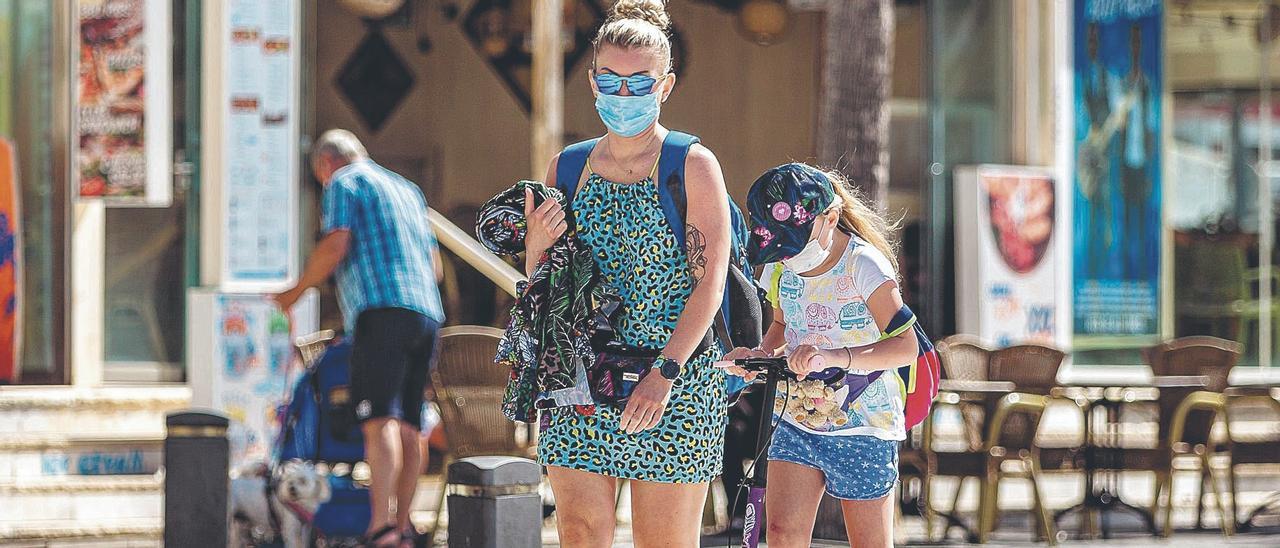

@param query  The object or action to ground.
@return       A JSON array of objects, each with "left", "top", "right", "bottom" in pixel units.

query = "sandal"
[
  {"left": 359, "top": 524, "right": 400, "bottom": 548},
  {"left": 399, "top": 526, "right": 425, "bottom": 548}
]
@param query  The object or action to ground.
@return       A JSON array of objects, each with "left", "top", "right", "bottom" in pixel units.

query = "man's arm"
[
  {"left": 273, "top": 230, "right": 351, "bottom": 311},
  {"left": 432, "top": 246, "right": 445, "bottom": 283}
]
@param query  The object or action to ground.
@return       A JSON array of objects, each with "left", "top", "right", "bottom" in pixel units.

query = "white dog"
[{"left": 230, "top": 459, "right": 332, "bottom": 548}]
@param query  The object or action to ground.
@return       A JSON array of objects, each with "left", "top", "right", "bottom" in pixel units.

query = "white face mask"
[
  {"left": 782, "top": 238, "right": 831, "bottom": 273},
  {"left": 781, "top": 202, "right": 842, "bottom": 274}
]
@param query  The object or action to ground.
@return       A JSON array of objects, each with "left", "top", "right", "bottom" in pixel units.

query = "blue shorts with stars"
[{"left": 767, "top": 421, "right": 899, "bottom": 501}]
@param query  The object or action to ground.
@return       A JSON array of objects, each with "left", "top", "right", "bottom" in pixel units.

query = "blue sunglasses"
[{"left": 593, "top": 72, "right": 666, "bottom": 96}]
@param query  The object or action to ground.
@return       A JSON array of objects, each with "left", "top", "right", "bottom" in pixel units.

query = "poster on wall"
[
  {"left": 955, "top": 166, "right": 1066, "bottom": 348},
  {"left": 74, "top": 0, "right": 171, "bottom": 205},
  {"left": 187, "top": 290, "right": 317, "bottom": 465},
  {"left": 221, "top": 0, "right": 299, "bottom": 289},
  {"left": 0, "top": 140, "right": 20, "bottom": 385},
  {"left": 1072, "top": 0, "right": 1162, "bottom": 338}
]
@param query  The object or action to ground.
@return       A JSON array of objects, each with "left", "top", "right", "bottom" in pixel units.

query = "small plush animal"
[{"left": 230, "top": 459, "right": 332, "bottom": 548}]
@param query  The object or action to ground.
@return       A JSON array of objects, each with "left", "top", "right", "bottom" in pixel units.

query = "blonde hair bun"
[{"left": 609, "top": 0, "right": 670, "bottom": 31}]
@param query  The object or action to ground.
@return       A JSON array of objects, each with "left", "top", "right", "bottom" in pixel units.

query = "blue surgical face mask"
[{"left": 594, "top": 91, "right": 661, "bottom": 137}]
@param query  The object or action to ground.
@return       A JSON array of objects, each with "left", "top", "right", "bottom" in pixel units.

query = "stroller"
[{"left": 275, "top": 330, "right": 372, "bottom": 546}]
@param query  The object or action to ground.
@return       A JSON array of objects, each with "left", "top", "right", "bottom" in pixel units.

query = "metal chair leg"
[
  {"left": 1151, "top": 470, "right": 1166, "bottom": 519},
  {"left": 1196, "top": 464, "right": 1207, "bottom": 530},
  {"left": 1227, "top": 457, "right": 1241, "bottom": 531},
  {"left": 921, "top": 471, "right": 937, "bottom": 542},
  {"left": 1027, "top": 458, "right": 1057, "bottom": 546},
  {"left": 1202, "top": 453, "right": 1234, "bottom": 536},
  {"left": 1161, "top": 469, "right": 1176, "bottom": 538},
  {"left": 429, "top": 455, "right": 453, "bottom": 534},
  {"left": 977, "top": 469, "right": 1000, "bottom": 544}
]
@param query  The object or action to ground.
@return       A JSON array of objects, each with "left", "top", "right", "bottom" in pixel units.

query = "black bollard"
[
  {"left": 164, "top": 410, "right": 230, "bottom": 548},
  {"left": 446, "top": 456, "right": 541, "bottom": 548}
]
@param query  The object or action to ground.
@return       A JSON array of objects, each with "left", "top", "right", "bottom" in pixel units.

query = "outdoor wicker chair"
[
  {"left": 1132, "top": 336, "right": 1241, "bottom": 537},
  {"left": 1224, "top": 382, "right": 1280, "bottom": 530},
  {"left": 428, "top": 325, "right": 535, "bottom": 534},
  {"left": 898, "top": 335, "right": 996, "bottom": 541},
  {"left": 931, "top": 392, "right": 1058, "bottom": 544},
  {"left": 989, "top": 344, "right": 1067, "bottom": 396},
  {"left": 935, "top": 335, "right": 995, "bottom": 452},
  {"left": 936, "top": 335, "right": 993, "bottom": 381},
  {"left": 988, "top": 344, "right": 1077, "bottom": 470}
]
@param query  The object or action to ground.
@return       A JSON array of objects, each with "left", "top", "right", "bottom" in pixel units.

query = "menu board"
[
  {"left": 220, "top": 0, "right": 299, "bottom": 288},
  {"left": 74, "top": 0, "right": 171, "bottom": 205},
  {"left": 187, "top": 290, "right": 317, "bottom": 465},
  {"left": 955, "top": 166, "right": 1069, "bottom": 349}
]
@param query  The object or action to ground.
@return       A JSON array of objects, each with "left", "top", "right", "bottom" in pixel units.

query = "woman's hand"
[
  {"left": 619, "top": 374, "right": 673, "bottom": 434},
  {"left": 524, "top": 186, "right": 567, "bottom": 261},
  {"left": 721, "top": 347, "right": 766, "bottom": 382},
  {"left": 787, "top": 345, "right": 835, "bottom": 378}
]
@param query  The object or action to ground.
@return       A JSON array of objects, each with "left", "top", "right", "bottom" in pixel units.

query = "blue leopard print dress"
[{"left": 536, "top": 171, "right": 727, "bottom": 483}]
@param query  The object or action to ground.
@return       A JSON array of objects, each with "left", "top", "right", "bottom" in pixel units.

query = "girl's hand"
[
  {"left": 620, "top": 374, "right": 673, "bottom": 434},
  {"left": 720, "top": 347, "right": 766, "bottom": 382},
  {"left": 524, "top": 186, "right": 566, "bottom": 259},
  {"left": 787, "top": 345, "right": 829, "bottom": 378}
]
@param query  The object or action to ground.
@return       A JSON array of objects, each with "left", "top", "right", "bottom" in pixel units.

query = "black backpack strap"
[{"left": 554, "top": 138, "right": 600, "bottom": 202}]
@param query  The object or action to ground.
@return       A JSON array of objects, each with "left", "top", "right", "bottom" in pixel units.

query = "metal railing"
[{"left": 427, "top": 208, "right": 526, "bottom": 297}]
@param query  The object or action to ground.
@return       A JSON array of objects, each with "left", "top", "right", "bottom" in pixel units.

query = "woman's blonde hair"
[
  {"left": 825, "top": 170, "right": 901, "bottom": 274},
  {"left": 593, "top": 0, "right": 673, "bottom": 74}
]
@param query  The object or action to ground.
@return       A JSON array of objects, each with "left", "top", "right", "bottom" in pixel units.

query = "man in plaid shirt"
[{"left": 276, "top": 129, "right": 443, "bottom": 545}]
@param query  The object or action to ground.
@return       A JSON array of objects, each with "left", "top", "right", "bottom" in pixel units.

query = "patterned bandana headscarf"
[
  {"left": 476, "top": 181, "right": 566, "bottom": 258},
  {"left": 746, "top": 163, "right": 838, "bottom": 265}
]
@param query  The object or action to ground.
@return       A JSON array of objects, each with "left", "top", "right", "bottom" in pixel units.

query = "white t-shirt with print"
[{"left": 761, "top": 237, "right": 907, "bottom": 441}]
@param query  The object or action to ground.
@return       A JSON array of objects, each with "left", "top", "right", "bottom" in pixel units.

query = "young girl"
[{"left": 724, "top": 163, "right": 919, "bottom": 548}]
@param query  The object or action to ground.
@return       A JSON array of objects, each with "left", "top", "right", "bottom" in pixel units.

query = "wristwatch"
[{"left": 652, "top": 355, "right": 681, "bottom": 381}]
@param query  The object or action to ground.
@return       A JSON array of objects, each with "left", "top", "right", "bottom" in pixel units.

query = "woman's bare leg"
[
  {"left": 546, "top": 466, "right": 619, "bottom": 548},
  {"left": 629, "top": 479, "right": 709, "bottom": 548}
]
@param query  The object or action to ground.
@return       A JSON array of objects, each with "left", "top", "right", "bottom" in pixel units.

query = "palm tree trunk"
[
  {"left": 815, "top": 0, "right": 894, "bottom": 208},
  {"left": 812, "top": 0, "right": 894, "bottom": 537}
]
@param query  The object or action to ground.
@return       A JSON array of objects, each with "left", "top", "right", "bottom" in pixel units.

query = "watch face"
[{"left": 659, "top": 359, "right": 681, "bottom": 380}]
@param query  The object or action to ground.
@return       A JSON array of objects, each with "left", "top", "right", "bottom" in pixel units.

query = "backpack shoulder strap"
[
  {"left": 655, "top": 131, "right": 700, "bottom": 248},
  {"left": 555, "top": 138, "right": 601, "bottom": 201}
]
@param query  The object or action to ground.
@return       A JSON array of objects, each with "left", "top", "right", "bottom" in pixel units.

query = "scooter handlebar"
[{"left": 713, "top": 357, "right": 846, "bottom": 384}]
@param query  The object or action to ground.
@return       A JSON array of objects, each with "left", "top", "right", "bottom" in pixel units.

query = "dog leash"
[{"left": 263, "top": 470, "right": 319, "bottom": 542}]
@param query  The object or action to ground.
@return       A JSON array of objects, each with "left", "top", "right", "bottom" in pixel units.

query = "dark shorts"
[{"left": 350, "top": 307, "right": 440, "bottom": 430}]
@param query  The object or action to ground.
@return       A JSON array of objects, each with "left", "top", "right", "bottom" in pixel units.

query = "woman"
[{"left": 522, "top": 1, "right": 733, "bottom": 545}]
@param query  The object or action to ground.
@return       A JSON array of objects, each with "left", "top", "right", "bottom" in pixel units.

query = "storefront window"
[
  {"left": 890, "top": 1, "right": 930, "bottom": 313},
  {"left": 2, "top": 0, "right": 67, "bottom": 383},
  {"left": 1, "top": 0, "right": 193, "bottom": 383},
  {"left": 1168, "top": 1, "right": 1276, "bottom": 366},
  {"left": 925, "top": 0, "right": 1014, "bottom": 334}
]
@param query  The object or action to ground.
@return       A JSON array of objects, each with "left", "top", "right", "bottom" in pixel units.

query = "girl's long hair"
[{"left": 825, "top": 170, "right": 901, "bottom": 275}]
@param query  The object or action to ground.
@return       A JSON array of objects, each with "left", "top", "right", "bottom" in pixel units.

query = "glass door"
[{"left": 102, "top": 0, "right": 198, "bottom": 382}]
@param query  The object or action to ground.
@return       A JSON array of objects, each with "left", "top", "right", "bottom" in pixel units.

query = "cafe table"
[{"left": 1051, "top": 375, "right": 1210, "bottom": 539}]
